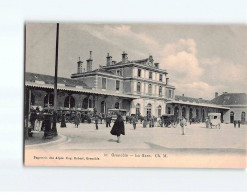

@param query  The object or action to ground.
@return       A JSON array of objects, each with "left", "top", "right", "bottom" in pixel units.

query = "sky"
[{"left": 26, "top": 23, "right": 247, "bottom": 100}]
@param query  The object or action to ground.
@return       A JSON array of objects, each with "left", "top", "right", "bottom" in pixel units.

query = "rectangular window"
[
  {"left": 102, "top": 78, "right": 106, "bottom": 89},
  {"left": 137, "top": 82, "right": 141, "bottom": 93},
  {"left": 168, "top": 89, "right": 172, "bottom": 98},
  {"left": 148, "top": 84, "right": 152, "bottom": 95},
  {"left": 159, "top": 86, "right": 162, "bottom": 97},
  {"left": 138, "top": 69, "right": 141, "bottom": 77},
  {"left": 116, "top": 69, "right": 122, "bottom": 76},
  {"left": 159, "top": 74, "right": 162, "bottom": 82},
  {"left": 116, "top": 80, "right": 120, "bottom": 91},
  {"left": 149, "top": 71, "right": 152, "bottom": 79}
]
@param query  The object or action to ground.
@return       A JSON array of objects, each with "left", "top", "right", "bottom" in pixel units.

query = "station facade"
[{"left": 25, "top": 51, "right": 239, "bottom": 123}]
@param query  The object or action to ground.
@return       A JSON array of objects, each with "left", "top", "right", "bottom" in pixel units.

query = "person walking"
[
  {"left": 234, "top": 120, "right": 237, "bottom": 128},
  {"left": 30, "top": 108, "right": 37, "bottom": 131},
  {"left": 36, "top": 108, "right": 43, "bottom": 131},
  {"left": 60, "top": 112, "right": 66, "bottom": 128},
  {"left": 132, "top": 116, "right": 137, "bottom": 130},
  {"left": 95, "top": 114, "right": 99, "bottom": 130},
  {"left": 151, "top": 116, "right": 154, "bottom": 128},
  {"left": 180, "top": 117, "right": 187, "bottom": 135},
  {"left": 143, "top": 117, "right": 147, "bottom": 128},
  {"left": 153, "top": 116, "right": 157, "bottom": 127},
  {"left": 74, "top": 112, "right": 80, "bottom": 128},
  {"left": 238, "top": 120, "right": 241, "bottom": 128},
  {"left": 110, "top": 114, "right": 125, "bottom": 143},
  {"left": 106, "top": 115, "right": 111, "bottom": 127}
]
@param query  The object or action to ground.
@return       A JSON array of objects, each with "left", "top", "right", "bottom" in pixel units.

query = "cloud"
[
  {"left": 200, "top": 58, "right": 247, "bottom": 95},
  {"left": 78, "top": 25, "right": 246, "bottom": 99},
  {"left": 159, "top": 39, "right": 203, "bottom": 85},
  {"left": 79, "top": 24, "right": 159, "bottom": 57}
]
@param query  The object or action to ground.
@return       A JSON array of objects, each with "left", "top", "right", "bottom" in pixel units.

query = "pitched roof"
[
  {"left": 175, "top": 95, "right": 211, "bottom": 104},
  {"left": 25, "top": 72, "right": 91, "bottom": 89},
  {"left": 211, "top": 93, "right": 247, "bottom": 105}
]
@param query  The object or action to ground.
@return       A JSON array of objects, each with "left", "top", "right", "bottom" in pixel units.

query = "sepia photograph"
[{"left": 24, "top": 23, "right": 247, "bottom": 168}]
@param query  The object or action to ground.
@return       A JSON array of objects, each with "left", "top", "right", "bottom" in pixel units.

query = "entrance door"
[
  {"left": 174, "top": 107, "right": 179, "bottom": 119},
  {"left": 230, "top": 111, "right": 234, "bottom": 123},
  {"left": 146, "top": 103, "right": 152, "bottom": 118}
]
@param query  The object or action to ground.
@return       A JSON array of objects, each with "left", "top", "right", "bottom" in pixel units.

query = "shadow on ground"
[{"left": 144, "top": 142, "right": 246, "bottom": 155}]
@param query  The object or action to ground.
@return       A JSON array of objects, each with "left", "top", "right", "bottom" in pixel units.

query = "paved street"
[{"left": 27, "top": 122, "right": 246, "bottom": 152}]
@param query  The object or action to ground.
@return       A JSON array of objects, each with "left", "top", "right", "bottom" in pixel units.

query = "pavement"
[{"left": 25, "top": 122, "right": 247, "bottom": 152}]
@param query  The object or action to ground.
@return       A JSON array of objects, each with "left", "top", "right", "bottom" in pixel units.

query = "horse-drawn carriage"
[
  {"left": 160, "top": 114, "right": 178, "bottom": 128},
  {"left": 206, "top": 113, "right": 221, "bottom": 129}
]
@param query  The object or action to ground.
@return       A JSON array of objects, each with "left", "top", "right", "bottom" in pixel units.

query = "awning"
[
  {"left": 25, "top": 81, "right": 139, "bottom": 99},
  {"left": 166, "top": 100, "right": 230, "bottom": 110}
]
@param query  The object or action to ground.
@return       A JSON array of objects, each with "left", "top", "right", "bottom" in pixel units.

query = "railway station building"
[{"left": 25, "top": 51, "right": 233, "bottom": 123}]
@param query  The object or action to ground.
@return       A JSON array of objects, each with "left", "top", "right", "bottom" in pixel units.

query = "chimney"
[
  {"left": 215, "top": 92, "right": 218, "bottom": 98},
  {"left": 122, "top": 51, "right": 128, "bottom": 63},
  {"left": 106, "top": 53, "right": 112, "bottom": 66},
  {"left": 166, "top": 78, "right": 169, "bottom": 85},
  {"left": 112, "top": 60, "right": 116, "bottom": 65},
  {"left": 182, "top": 94, "right": 184, "bottom": 96},
  {"left": 77, "top": 57, "right": 83, "bottom": 74},
  {"left": 86, "top": 51, "right": 93, "bottom": 72},
  {"left": 154, "top": 63, "right": 159, "bottom": 68}
]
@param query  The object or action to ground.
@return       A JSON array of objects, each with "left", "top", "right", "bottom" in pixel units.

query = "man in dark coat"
[
  {"left": 95, "top": 115, "right": 99, "bottom": 130},
  {"left": 74, "top": 112, "right": 80, "bottom": 128},
  {"left": 60, "top": 113, "right": 66, "bottom": 128},
  {"left": 238, "top": 120, "right": 241, "bottom": 128},
  {"left": 132, "top": 116, "right": 137, "bottom": 130},
  {"left": 106, "top": 115, "right": 111, "bottom": 127},
  {"left": 30, "top": 109, "right": 37, "bottom": 131},
  {"left": 143, "top": 117, "right": 147, "bottom": 128},
  {"left": 110, "top": 114, "right": 125, "bottom": 143}
]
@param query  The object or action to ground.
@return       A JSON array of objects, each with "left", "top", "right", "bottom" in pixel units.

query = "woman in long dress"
[{"left": 110, "top": 114, "right": 125, "bottom": 143}]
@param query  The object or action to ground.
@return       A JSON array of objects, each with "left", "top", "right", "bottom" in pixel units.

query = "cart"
[
  {"left": 207, "top": 113, "right": 221, "bottom": 129},
  {"left": 160, "top": 114, "right": 178, "bottom": 128}
]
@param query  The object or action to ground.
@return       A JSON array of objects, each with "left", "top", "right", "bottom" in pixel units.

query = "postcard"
[{"left": 24, "top": 23, "right": 247, "bottom": 168}]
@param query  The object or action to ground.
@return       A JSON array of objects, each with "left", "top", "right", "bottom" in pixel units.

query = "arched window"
[
  {"left": 44, "top": 93, "right": 54, "bottom": 107},
  {"left": 189, "top": 108, "right": 193, "bottom": 119},
  {"left": 115, "top": 102, "right": 119, "bottom": 109},
  {"left": 202, "top": 109, "right": 205, "bottom": 122},
  {"left": 148, "top": 84, "right": 152, "bottom": 95},
  {"left": 196, "top": 109, "right": 199, "bottom": 118},
  {"left": 158, "top": 105, "right": 162, "bottom": 117},
  {"left": 64, "top": 96, "right": 75, "bottom": 108},
  {"left": 146, "top": 103, "right": 152, "bottom": 118},
  {"left": 174, "top": 107, "right": 179, "bottom": 119},
  {"left": 82, "top": 98, "right": 88, "bottom": 109},
  {"left": 159, "top": 86, "right": 162, "bottom": 97},
  {"left": 230, "top": 111, "right": 234, "bottom": 123},
  {"left": 241, "top": 112, "right": 245, "bottom": 123},
  {"left": 88, "top": 99, "right": 92, "bottom": 108},
  {"left": 82, "top": 97, "right": 92, "bottom": 109},
  {"left": 182, "top": 107, "right": 186, "bottom": 118},
  {"left": 137, "top": 82, "right": 141, "bottom": 93},
  {"left": 167, "top": 107, "right": 171, "bottom": 114},
  {"left": 136, "top": 103, "right": 140, "bottom": 115},
  {"left": 101, "top": 101, "right": 105, "bottom": 113},
  {"left": 31, "top": 93, "right": 35, "bottom": 105}
]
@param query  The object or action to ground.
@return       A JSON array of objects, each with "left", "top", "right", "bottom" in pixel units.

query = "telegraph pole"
[
  {"left": 45, "top": 23, "right": 59, "bottom": 139},
  {"left": 52, "top": 23, "right": 59, "bottom": 136}
]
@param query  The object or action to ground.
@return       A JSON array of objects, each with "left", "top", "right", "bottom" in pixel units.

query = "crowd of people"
[{"left": 27, "top": 107, "right": 193, "bottom": 141}]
